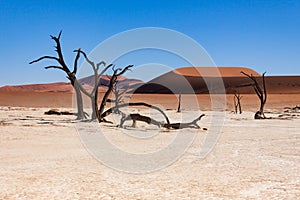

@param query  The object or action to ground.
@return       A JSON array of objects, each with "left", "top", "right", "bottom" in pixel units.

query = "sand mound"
[
  {"left": 174, "top": 67, "right": 261, "bottom": 77},
  {"left": 0, "top": 75, "right": 144, "bottom": 93},
  {"left": 134, "top": 67, "right": 300, "bottom": 94},
  {"left": 0, "top": 82, "right": 73, "bottom": 93}
]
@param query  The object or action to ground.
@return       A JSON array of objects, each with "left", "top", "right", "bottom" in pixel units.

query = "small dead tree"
[
  {"left": 177, "top": 93, "right": 182, "bottom": 113},
  {"left": 241, "top": 71, "right": 267, "bottom": 119},
  {"left": 111, "top": 80, "right": 130, "bottom": 114},
  {"left": 29, "top": 31, "right": 87, "bottom": 120},
  {"left": 233, "top": 91, "right": 242, "bottom": 114},
  {"left": 98, "top": 65, "right": 133, "bottom": 122}
]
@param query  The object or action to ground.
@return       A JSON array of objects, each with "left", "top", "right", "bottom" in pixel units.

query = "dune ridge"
[
  {"left": 174, "top": 66, "right": 261, "bottom": 77},
  {"left": 135, "top": 67, "right": 300, "bottom": 94}
]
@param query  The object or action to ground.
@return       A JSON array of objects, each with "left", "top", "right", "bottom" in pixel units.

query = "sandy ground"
[
  {"left": 0, "top": 105, "right": 299, "bottom": 199},
  {"left": 1, "top": 92, "right": 300, "bottom": 111}
]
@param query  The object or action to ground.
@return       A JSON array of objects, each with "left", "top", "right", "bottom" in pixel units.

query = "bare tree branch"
[
  {"left": 73, "top": 49, "right": 95, "bottom": 67},
  {"left": 49, "top": 34, "right": 69, "bottom": 71},
  {"left": 29, "top": 56, "right": 60, "bottom": 64},
  {"left": 72, "top": 48, "right": 81, "bottom": 74},
  {"left": 96, "top": 61, "right": 106, "bottom": 70},
  {"left": 116, "top": 65, "right": 133, "bottom": 76},
  {"left": 44, "top": 65, "right": 64, "bottom": 70},
  {"left": 101, "top": 102, "right": 171, "bottom": 125}
]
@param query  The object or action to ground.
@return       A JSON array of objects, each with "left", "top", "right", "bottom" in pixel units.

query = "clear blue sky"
[{"left": 0, "top": 0, "right": 299, "bottom": 86}]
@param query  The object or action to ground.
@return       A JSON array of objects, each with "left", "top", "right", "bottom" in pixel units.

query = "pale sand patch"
[{"left": 0, "top": 107, "right": 299, "bottom": 199}]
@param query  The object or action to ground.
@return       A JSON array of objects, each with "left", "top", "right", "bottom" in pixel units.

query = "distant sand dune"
[
  {"left": 173, "top": 66, "right": 261, "bottom": 77},
  {"left": 135, "top": 67, "right": 300, "bottom": 94},
  {"left": 0, "top": 67, "right": 299, "bottom": 110}
]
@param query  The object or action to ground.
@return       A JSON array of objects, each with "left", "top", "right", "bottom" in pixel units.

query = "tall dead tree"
[
  {"left": 233, "top": 91, "right": 242, "bottom": 114},
  {"left": 73, "top": 49, "right": 112, "bottom": 120},
  {"left": 241, "top": 71, "right": 267, "bottom": 119},
  {"left": 29, "top": 31, "right": 86, "bottom": 119},
  {"left": 73, "top": 49, "right": 132, "bottom": 122}
]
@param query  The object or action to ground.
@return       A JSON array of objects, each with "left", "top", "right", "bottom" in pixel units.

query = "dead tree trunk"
[
  {"left": 120, "top": 113, "right": 205, "bottom": 129},
  {"left": 241, "top": 71, "right": 267, "bottom": 119},
  {"left": 233, "top": 91, "right": 242, "bottom": 114},
  {"left": 177, "top": 93, "right": 182, "bottom": 113},
  {"left": 233, "top": 94, "right": 237, "bottom": 114},
  {"left": 29, "top": 31, "right": 86, "bottom": 120},
  {"left": 73, "top": 81, "right": 85, "bottom": 119}
]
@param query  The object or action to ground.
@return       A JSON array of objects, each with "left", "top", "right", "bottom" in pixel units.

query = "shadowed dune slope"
[
  {"left": 0, "top": 67, "right": 299, "bottom": 95},
  {"left": 134, "top": 67, "right": 300, "bottom": 94}
]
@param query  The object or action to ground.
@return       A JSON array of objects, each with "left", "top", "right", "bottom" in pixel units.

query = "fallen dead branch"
[
  {"left": 119, "top": 113, "right": 205, "bottom": 129},
  {"left": 44, "top": 109, "right": 75, "bottom": 116},
  {"left": 101, "top": 102, "right": 171, "bottom": 125}
]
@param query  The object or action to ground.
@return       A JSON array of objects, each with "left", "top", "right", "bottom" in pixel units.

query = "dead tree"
[
  {"left": 73, "top": 49, "right": 112, "bottom": 120},
  {"left": 177, "top": 93, "right": 182, "bottom": 113},
  {"left": 241, "top": 71, "right": 267, "bottom": 119},
  {"left": 72, "top": 49, "right": 132, "bottom": 122},
  {"left": 98, "top": 65, "right": 133, "bottom": 122},
  {"left": 101, "top": 102, "right": 171, "bottom": 125},
  {"left": 111, "top": 80, "right": 130, "bottom": 114},
  {"left": 233, "top": 91, "right": 242, "bottom": 114},
  {"left": 29, "top": 31, "right": 87, "bottom": 120},
  {"left": 120, "top": 113, "right": 205, "bottom": 129},
  {"left": 102, "top": 102, "right": 205, "bottom": 129}
]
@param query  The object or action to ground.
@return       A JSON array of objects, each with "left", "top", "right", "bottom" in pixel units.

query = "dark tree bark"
[
  {"left": 29, "top": 31, "right": 86, "bottom": 120},
  {"left": 98, "top": 65, "right": 133, "bottom": 122},
  {"left": 69, "top": 49, "right": 132, "bottom": 122},
  {"left": 73, "top": 49, "right": 111, "bottom": 120},
  {"left": 241, "top": 71, "right": 267, "bottom": 119},
  {"left": 120, "top": 113, "right": 205, "bottom": 129}
]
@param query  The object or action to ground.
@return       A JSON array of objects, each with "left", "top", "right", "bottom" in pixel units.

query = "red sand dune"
[
  {"left": 174, "top": 67, "right": 261, "bottom": 77},
  {"left": 0, "top": 76, "right": 143, "bottom": 93},
  {"left": 0, "top": 66, "right": 299, "bottom": 110},
  {"left": 135, "top": 67, "right": 300, "bottom": 94},
  {"left": 0, "top": 66, "right": 299, "bottom": 111},
  {"left": 0, "top": 82, "right": 73, "bottom": 93}
]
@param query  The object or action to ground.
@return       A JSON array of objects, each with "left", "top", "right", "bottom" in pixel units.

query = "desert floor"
[{"left": 0, "top": 98, "right": 299, "bottom": 199}]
